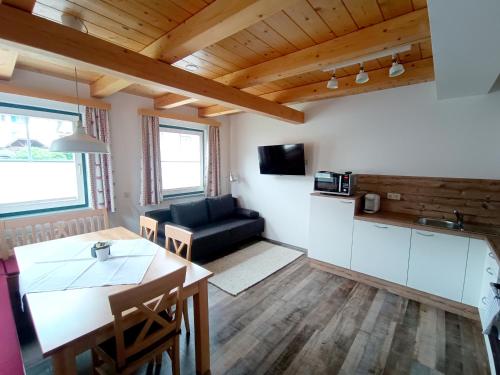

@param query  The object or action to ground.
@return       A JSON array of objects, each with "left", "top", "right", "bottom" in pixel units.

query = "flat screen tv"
[{"left": 258, "top": 143, "right": 305, "bottom": 175}]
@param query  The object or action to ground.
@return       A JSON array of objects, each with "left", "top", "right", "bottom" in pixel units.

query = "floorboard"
[{"left": 21, "top": 257, "right": 489, "bottom": 374}]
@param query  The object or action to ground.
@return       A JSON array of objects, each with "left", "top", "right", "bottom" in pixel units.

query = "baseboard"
[
  {"left": 262, "top": 237, "right": 307, "bottom": 253},
  {"left": 309, "top": 258, "right": 480, "bottom": 321}
]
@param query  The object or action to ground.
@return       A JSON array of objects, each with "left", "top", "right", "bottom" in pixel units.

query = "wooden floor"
[{"left": 22, "top": 256, "right": 489, "bottom": 375}]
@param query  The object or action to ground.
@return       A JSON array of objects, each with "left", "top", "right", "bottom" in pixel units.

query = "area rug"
[{"left": 204, "top": 241, "right": 304, "bottom": 296}]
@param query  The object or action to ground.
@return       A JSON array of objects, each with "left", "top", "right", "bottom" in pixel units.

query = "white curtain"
[{"left": 140, "top": 115, "right": 163, "bottom": 206}]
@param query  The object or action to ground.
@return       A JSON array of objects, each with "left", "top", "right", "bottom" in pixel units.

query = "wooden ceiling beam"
[
  {"left": 1, "top": 0, "right": 35, "bottom": 12},
  {"left": 0, "top": 48, "right": 17, "bottom": 80},
  {"left": 215, "top": 9, "right": 430, "bottom": 89},
  {"left": 0, "top": 4, "right": 304, "bottom": 124},
  {"left": 90, "top": 0, "right": 298, "bottom": 98},
  {"left": 199, "top": 58, "right": 434, "bottom": 117},
  {"left": 154, "top": 93, "right": 199, "bottom": 109}
]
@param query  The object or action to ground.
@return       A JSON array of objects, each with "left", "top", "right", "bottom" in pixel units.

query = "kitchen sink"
[{"left": 416, "top": 217, "right": 462, "bottom": 230}]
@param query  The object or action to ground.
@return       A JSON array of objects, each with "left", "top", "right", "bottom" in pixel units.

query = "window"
[
  {"left": 0, "top": 103, "right": 88, "bottom": 217},
  {"left": 159, "top": 125, "right": 205, "bottom": 197}
]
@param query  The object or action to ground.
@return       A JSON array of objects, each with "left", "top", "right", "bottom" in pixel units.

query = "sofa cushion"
[
  {"left": 206, "top": 194, "right": 235, "bottom": 222},
  {"left": 170, "top": 199, "right": 209, "bottom": 228}
]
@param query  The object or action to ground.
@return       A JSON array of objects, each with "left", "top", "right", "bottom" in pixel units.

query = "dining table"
[{"left": 14, "top": 226, "right": 213, "bottom": 375}]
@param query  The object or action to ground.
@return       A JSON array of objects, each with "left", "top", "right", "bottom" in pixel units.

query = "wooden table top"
[{"left": 15, "top": 226, "right": 213, "bottom": 356}]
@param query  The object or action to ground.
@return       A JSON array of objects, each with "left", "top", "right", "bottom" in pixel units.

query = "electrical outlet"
[{"left": 387, "top": 192, "right": 401, "bottom": 200}]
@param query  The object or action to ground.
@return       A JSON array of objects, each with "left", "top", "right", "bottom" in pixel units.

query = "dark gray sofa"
[{"left": 145, "top": 195, "right": 265, "bottom": 263}]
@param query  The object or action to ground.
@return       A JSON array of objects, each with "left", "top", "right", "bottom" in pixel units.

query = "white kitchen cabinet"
[
  {"left": 462, "top": 239, "right": 488, "bottom": 306},
  {"left": 308, "top": 195, "right": 355, "bottom": 269},
  {"left": 407, "top": 229, "right": 469, "bottom": 302},
  {"left": 351, "top": 220, "right": 411, "bottom": 285}
]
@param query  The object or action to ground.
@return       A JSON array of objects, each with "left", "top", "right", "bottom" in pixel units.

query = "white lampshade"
[
  {"left": 389, "top": 61, "right": 405, "bottom": 77},
  {"left": 355, "top": 69, "right": 369, "bottom": 84},
  {"left": 327, "top": 76, "right": 338, "bottom": 89},
  {"left": 50, "top": 122, "right": 109, "bottom": 153}
]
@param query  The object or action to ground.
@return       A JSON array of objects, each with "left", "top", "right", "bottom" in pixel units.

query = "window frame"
[
  {"left": 0, "top": 102, "right": 89, "bottom": 218},
  {"left": 159, "top": 124, "right": 206, "bottom": 198}
]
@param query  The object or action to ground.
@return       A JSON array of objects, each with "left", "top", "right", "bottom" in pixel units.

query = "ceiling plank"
[
  {"left": 0, "top": 49, "right": 18, "bottom": 80},
  {"left": 215, "top": 8, "right": 430, "bottom": 89},
  {"left": 154, "top": 93, "right": 199, "bottom": 109},
  {"left": 0, "top": 4, "right": 304, "bottom": 124},
  {"left": 1, "top": 0, "right": 35, "bottom": 12},
  {"left": 200, "top": 58, "right": 434, "bottom": 117},
  {"left": 142, "top": 0, "right": 301, "bottom": 63},
  {"left": 91, "top": 0, "right": 299, "bottom": 98}
]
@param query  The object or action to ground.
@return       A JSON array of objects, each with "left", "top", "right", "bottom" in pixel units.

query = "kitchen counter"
[{"left": 355, "top": 211, "right": 500, "bottom": 262}]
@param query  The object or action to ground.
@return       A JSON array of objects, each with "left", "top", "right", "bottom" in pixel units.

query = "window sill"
[
  {"left": 162, "top": 191, "right": 205, "bottom": 200},
  {"left": 0, "top": 204, "right": 90, "bottom": 219}
]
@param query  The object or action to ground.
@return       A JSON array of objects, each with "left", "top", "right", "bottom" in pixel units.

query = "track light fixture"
[
  {"left": 326, "top": 69, "right": 338, "bottom": 89},
  {"left": 389, "top": 53, "right": 405, "bottom": 77},
  {"left": 355, "top": 63, "right": 369, "bottom": 84}
]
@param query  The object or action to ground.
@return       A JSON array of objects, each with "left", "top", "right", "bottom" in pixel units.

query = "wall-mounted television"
[{"left": 258, "top": 143, "right": 305, "bottom": 175}]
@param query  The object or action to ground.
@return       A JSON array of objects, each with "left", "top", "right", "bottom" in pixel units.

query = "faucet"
[{"left": 453, "top": 209, "right": 464, "bottom": 230}]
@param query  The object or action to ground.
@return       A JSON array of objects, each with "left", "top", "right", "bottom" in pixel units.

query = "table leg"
[
  {"left": 193, "top": 280, "right": 210, "bottom": 375},
  {"left": 52, "top": 347, "right": 77, "bottom": 375}
]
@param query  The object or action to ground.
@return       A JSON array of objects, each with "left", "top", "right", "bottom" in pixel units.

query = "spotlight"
[
  {"left": 355, "top": 63, "right": 369, "bottom": 84},
  {"left": 185, "top": 64, "right": 199, "bottom": 72},
  {"left": 389, "top": 54, "right": 405, "bottom": 77},
  {"left": 326, "top": 69, "right": 338, "bottom": 89}
]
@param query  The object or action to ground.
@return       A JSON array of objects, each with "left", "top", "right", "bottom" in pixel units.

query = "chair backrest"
[
  {"left": 108, "top": 266, "right": 186, "bottom": 369},
  {"left": 0, "top": 208, "right": 109, "bottom": 259},
  {"left": 165, "top": 225, "right": 193, "bottom": 261},
  {"left": 139, "top": 216, "right": 158, "bottom": 243}
]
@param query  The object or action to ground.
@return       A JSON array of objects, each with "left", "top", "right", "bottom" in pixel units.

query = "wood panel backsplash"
[{"left": 357, "top": 175, "right": 500, "bottom": 227}]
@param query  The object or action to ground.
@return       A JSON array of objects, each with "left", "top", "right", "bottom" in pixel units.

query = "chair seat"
[{"left": 97, "top": 310, "right": 179, "bottom": 369}]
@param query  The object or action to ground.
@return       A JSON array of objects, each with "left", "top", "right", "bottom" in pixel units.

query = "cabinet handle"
[
  {"left": 415, "top": 231, "right": 434, "bottom": 237},
  {"left": 487, "top": 267, "right": 494, "bottom": 276},
  {"left": 374, "top": 224, "right": 388, "bottom": 229},
  {"left": 482, "top": 297, "right": 488, "bottom": 305},
  {"left": 489, "top": 252, "right": 495, "bottom": 259},
  {"left": 339, "top": 200, "right": 352, "bottom": 204}
]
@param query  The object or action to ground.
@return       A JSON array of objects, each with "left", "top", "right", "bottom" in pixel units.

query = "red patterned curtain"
[
  {"left": 206, "top": 126, "right": 221, "bottom": 197},
  {"left": 84, "top": 107, "right": 115, "bottom": 212},
  {"left": 140, "top": 115, "right": 163, "bottom": 206}
]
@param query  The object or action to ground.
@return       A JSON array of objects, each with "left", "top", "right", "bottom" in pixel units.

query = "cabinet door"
[
  {"left": 407, "top": 230, "right": 469, "bottom": 302},
  {"left": 308, "top": 196, "right": 354, "bottom": 268},
  {"left": 462, "top": 239, "right": 488, "bottom": 306},
  {"left": 351, "top": 220, "right": 411, "bottom": 285}
]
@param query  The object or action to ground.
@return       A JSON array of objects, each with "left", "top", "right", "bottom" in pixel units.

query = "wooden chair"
[
  {"left": 165, "top": 224, "right": 193, "bottom": 336},
  {"left": 92, "top": 266, "right": 186, "bottom": 375},
  {"left": 139, "top": 216, "right": 158, "bottom": 243}
]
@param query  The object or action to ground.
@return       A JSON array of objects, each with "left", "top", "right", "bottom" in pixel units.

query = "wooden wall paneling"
[
  {"left": 33, "top": 3, "right": 146, "bottom": 52},
  {"left": 36, "top": 0, "right": 154, "bottom": 46},
  {"left": 356, "top": 175, "right": 500, "bottom": 227},
  {"left": 0, "top": 49, "right": 17, "bottom": 80},
  {"left": 283, "top": 1, "right": 335, "bottom": 43},
  {"left": 0, "top": 4, "right": 305, "bottom": 124},
  {"left": 342, "top": 0, "right": 384, "bottom": 27},
  {"left": 263, "top": 11, "right": 316, "bottom": 50},
  {"left": 377, "top": 0, "right": 414, "bottom": 20},
  {"left": 308, "top": 0, "right": 358, "bottom": 37},
  {"left": 214, "top": 9, "right": 431, "bottom": 89},
  {"left": 246, "top": 21, "right": 298, "bottom": 55}
]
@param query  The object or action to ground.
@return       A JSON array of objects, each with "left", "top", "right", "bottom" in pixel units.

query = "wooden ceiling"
[{"left": 0, "top": 0, "right": 434, "bottom": 119}]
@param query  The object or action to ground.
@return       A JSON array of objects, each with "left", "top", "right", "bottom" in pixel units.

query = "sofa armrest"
[
  {"left": 234, "top": 207, "right": 259, "bottom": 219},
  {"left": 145, "top": 209, "right": 172, "bottom": 223}
]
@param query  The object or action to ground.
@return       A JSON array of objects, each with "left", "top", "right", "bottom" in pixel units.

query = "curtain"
[
  {"left": 140, "top": 116, "right": 162, "bottom": 206},
  {"left": 206, "top": 126, "right": 221, "bottom": 197},
  {"left": 84, "top": 107, "right": 115, "bottom": 212}
]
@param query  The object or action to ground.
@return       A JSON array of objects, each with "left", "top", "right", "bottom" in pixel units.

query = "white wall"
[
  {"left": 2, "top": 69, "right": 231, "bottom": 231},
  {"left": 229, "top": 82, "right": 500, "bottom": 248}
]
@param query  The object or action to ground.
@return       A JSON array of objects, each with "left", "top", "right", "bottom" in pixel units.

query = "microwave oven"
[{"left": 314, "top": 171, "right": 356, "bottom": 196}]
